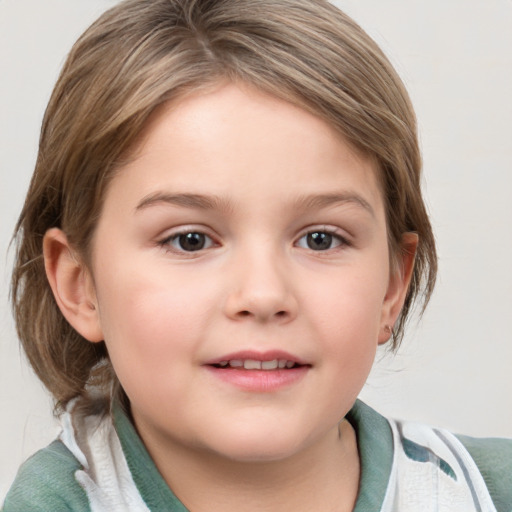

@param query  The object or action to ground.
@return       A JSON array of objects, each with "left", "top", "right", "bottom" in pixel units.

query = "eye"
[
  {"left": 296, "top": 230, "right": 346, "bottom": 251},
  {"left": 163, "top": 231, "right": 215, "bottom": 252}
]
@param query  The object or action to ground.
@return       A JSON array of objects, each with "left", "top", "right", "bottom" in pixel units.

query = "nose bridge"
[{"left": 224, "top": 238, "right": 297, "bottom": 322}]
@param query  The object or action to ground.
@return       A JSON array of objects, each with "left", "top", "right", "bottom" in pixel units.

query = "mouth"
[
  {"left": 205, "top": 350, "right": 310, "bottom": 370},
  {"left": 211, "top": 359, "right": 303, "bottom": 370},
  {"left": 203, "top": 351, "right": 310, "bottom": 392}
]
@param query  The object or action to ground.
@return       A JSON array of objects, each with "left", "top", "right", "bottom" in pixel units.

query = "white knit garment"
[
  {"left": 60, "top": 400, "right": 498, "bottom": 512},
  {"left": 381, "top": 419, "right": 497, "bottom": 512},
  {"left": 60, "top": 401, "right": 151, "bottom": 512}
]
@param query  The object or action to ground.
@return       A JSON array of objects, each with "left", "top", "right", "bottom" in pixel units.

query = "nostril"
[{"left": 235, "top": 310, "right": 288, "bottom": 319}]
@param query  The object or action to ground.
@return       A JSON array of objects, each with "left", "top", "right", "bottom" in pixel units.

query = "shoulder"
[
  {"left": 2, "top": 439, "right": 90, "bottom": 512},
  {"left": 388, "top": 417, "right": 512, "bottom": 512},
  {"left": 455, "top": 433, "right": 512, "bottom": 512}
]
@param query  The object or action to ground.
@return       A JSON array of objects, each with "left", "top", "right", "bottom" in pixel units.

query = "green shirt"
[{"left": 3, "top": 400, "right": 511, "bottom": 511}]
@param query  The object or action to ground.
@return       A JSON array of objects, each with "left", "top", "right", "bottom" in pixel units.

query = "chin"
[
  {"left": 201, "top": 425, "right": 312, "bottom": 464},
  {"left": 217, "top": 443, "right": 302, "bottom": 464}
]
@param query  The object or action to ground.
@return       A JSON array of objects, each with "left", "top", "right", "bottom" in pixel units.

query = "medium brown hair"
[{"left": 11, "top": 0, "right": 437, "bottom": 411}]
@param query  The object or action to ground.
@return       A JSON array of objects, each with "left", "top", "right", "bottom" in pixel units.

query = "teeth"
[
  {"left": 217, "top": 359, "right": 298, "bottom": 370},
  {"left": 244, "top": 359, "right": 261, "bottom": 370},
  {"left": 261, "top": 360, "right": 278, "bottom": 370}
]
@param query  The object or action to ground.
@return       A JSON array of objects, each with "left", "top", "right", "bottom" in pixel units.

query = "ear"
[
  {"left": 378, "top": 233, "right": 418, "bottom": 345},
  {"left": 43, "top": 228, "right": 104, "bottom": 343}
]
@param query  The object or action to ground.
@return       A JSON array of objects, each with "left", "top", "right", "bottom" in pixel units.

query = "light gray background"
[{"left": 1, "top": 0, "right": 511, "bottom": 501}]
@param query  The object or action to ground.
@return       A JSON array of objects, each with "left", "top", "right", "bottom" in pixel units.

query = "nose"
[{"left": 223, "top": 248, "right": 298, "bottom": 324}]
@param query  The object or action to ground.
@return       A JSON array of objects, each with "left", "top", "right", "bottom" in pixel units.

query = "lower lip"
[{"left": 204, "top": 366, "right": 309, "bottom": 392}]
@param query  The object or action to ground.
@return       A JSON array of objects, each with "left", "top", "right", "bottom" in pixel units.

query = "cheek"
[
  {"left": 96, "top": 255, "right": 213, "bottom": 338},
  {"left": 304, "top": 265, "right": 388, "bottom": 337},
  {"left": 300, "top": 262, "right": 388, "bottom": 396},
  {"left": 93, "top": 267, "right": 212, "bottom": 383},
  {"left": 95, "top": 282, "right": 199, "bottom": 414}
]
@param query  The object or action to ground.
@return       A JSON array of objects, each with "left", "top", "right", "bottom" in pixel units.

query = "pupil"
[
  {"left": 307, "top": 232, "right": 332, "bottom": 250},
  {"left": 179, "top": 233, "right": 205, "bottom": 251}
]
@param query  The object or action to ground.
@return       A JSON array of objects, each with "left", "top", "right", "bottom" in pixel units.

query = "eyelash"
[
  {"left": 157, "top": 227, "right": 350, "bottom": 255},
  {"left": 158, "top": 230, "right": 217, "bottom": 254},
  {"left": 295, "top": 228, "right": 350, "bottom": 252}
]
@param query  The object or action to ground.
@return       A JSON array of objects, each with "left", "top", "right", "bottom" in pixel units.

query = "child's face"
[{"left": 84, "top": 83, "right": 408, "bottom": 462}]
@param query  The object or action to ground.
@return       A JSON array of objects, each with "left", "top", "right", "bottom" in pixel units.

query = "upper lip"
[{"left": 203, "top": 350, "right": 309, "bottom": 366}]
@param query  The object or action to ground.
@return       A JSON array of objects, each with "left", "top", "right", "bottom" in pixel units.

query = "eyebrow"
[
  {"left": 293, "top": 192, "right": 375, "bottom": 217},
  {"left": 135, "top": 191, "right": 374, "bottom": 217},
  {"left": 135, "top": 192, "right": 234, "bottom": 213}
]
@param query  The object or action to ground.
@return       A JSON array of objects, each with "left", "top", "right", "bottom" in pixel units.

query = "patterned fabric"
[
  {"left": 3, "top": 400, "right": 510, "bottom": 511},
  {"left": 381, "top": 420, "right": 498, "bottom": 511},
  {"left": 59, "top": 401, "right": 151, "bottom": 512}
]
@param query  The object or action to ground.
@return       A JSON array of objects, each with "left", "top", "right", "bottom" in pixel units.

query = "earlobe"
[
  {"left": 43, "top": 228, "right": 104, "bottom": 343},
  {"left": 378, "top": 232, "right": 418, "bottom": 345}
]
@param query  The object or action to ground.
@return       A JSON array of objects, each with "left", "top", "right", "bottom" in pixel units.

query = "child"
[{"left": 4, "top": 0, "right": 511, "bottom": 510}]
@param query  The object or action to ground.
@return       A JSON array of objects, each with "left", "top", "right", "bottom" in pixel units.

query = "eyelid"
[
  {"left": 157, "top": 225, "right": 219, "bottom": 254},
  {"left": 155, "top": 224, "right": 351, "bottom": 254},
  {"left": 294, "top": 225, "right": 351, "bottom": 250}
]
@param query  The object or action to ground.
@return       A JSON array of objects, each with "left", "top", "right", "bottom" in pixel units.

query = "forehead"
[{"left": 104, "top": 83, "right": 385, "bottom": 219}]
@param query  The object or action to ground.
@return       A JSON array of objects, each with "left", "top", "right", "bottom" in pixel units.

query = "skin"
[{"left": 44, "top": 83, "right": 416, "bottom": 511}]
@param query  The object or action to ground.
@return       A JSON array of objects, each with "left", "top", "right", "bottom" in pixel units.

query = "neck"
[{"left": 140, "top": 420, "right": 360, "bottom": 512}]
